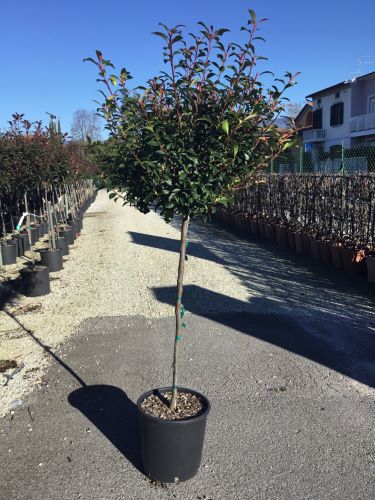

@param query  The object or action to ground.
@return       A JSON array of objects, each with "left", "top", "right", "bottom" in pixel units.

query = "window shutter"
[
  {"left": 338, "top": 102, "right": 344, "bottom": 123},
  {"left": 330, "top": 102, "right": 344, "bottom": 126},
  {"left": 313, "top": 108, "right": 322, "bottom": 129}
]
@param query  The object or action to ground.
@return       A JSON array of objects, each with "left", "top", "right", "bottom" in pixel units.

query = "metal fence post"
[
  {"left": 340, "top": 141, "right": 346, "bottom": 174},
  {"left": 299, "top": 147, "right": 303, "bottom": 174}
]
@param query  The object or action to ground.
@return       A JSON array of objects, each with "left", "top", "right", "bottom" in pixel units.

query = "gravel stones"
[{"left": 140, "top": 391, "right": 204, "bottom": 420}]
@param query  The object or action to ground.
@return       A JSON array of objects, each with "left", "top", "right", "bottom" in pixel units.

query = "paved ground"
[{"left": 1, "top": 192, "right": 375, "bottom": 499}]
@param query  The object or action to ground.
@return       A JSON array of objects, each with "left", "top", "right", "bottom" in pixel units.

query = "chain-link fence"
[{"left": 268, "top": 144, "right": 375, "bottom": 174}]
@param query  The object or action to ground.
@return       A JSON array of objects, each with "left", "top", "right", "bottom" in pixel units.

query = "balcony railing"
[
  {"left": 303, "top": 129, "right": 326, "bottom": 143},
  {"left": 350, "top": 112, "right": 375, "bottom": 133}
]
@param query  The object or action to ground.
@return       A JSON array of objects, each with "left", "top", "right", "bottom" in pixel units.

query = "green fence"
[{"left": 269, "top": 144, "right": 375, "bottom": 174}]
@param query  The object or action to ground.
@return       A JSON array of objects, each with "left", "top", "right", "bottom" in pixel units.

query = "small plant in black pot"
[{"left": 86, "top": 8, "right": 297, "bottom": 483}]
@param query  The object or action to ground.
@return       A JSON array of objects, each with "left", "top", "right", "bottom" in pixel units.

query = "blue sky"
[{"left": 1, "top": 0, "right": 374, "bottom": 135}]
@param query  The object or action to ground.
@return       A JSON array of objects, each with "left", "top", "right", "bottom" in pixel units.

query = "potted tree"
[{"left": 86, "top": 9, "right": 297, "bottom": 482}]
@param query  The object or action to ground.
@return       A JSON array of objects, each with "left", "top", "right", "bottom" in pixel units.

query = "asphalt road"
[
  {"left": 1, "top": 207, "right": 375, "bottom": 499},
  {"left": 1, "top": 310, "right": 374, "bottom": 500}
]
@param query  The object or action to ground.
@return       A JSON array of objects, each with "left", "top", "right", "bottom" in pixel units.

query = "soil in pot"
[
  {"left": 309, "top": 238, "right": 320, "bottom": 262},
  {"left": 39, "top": 248, "right": 63, "bottom": 272},
  {"left": 276, "top": 227, "right": 288, "bottom": 248},
  {"left": 20, "top": 265, "right": 50, "bottom": 297},
  {"left": 137, "top": 388, "right": 210, "bottom": 483},
  {"left": 1, "top": 243, "right": 17, "bottom": 265},
  {"left": 55, "top": 237, "right": 69, "bottom": 256},
  {"left": 366, "top": 256, "right": 375, "bottom": 283}
]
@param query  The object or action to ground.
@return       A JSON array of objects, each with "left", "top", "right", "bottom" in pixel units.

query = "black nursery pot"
[
  {"left": 75, "top": 217, "right": 83, "bottom": 232},
  {"left": 61, "top": 228, "right": 75, "bottom": 245},
  {"left": 19, "top": 233, "right": 31, "bottom": 252},
  {"left": 1, "top": 243, "right": 18, "bottom": 265},
  {"left": 41, "top": 220, "right": 49, "bottom": 235},
  {"left": 69, "top": 221, "right": 79, "bottom": 237},
  {"left": 20, "top": 265, "right": 50, "bottom": 297},
  {"left": 137, "top": 387, "right": 211, "bottom": 483},
  {"left": 39, "top": 248, "right": 63, "bottom": 272},
  {"left": 38, "top": 222, "right": 45, "bottom": 238},
  {"left": 55, "top": 237, "right": 69, "bottom": 256},
  {"left": 30, "top": 226, "right": 40, "bottom": 245},
  {"left": 11, "top": 236, "right": 25, "bottom": 257}
]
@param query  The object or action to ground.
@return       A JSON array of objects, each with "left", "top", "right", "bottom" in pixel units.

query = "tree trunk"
[{"left": 170, "top": 216, "right": 190, "bottom": 411}]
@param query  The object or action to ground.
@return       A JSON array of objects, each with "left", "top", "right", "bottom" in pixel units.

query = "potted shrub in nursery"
[{"left": 86, "top": 9, "right": 297, "bottom": 482}]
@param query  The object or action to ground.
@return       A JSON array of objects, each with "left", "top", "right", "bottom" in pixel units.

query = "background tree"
[
  {"left": 70, "top": 109, "right": 102, "bottom": 142},
  {"left": 86, "top": 9, "right": 298, "bottom": 411}
]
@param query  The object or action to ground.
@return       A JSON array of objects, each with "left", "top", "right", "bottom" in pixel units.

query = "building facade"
[{"left": 303, "top": 71, "right": 375, "bottom": 153}]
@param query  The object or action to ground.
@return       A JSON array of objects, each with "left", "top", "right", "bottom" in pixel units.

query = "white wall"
[{"left": 312, "top": 87, "right": 351, "bottom": 150}]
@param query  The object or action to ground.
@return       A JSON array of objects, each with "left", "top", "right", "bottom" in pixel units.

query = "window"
[
  {"left": 313, "top": 108, "right": 323, "bottom": 129},
  {"left": 317, "top": 98, "right": 321, "bottom": 106},
  {"left": 335, "top": 92, "right": 340, "bottom": 99},
  {"left": 330, "top": 102, "right": 344, "bottom": 126},
  {"left": 369, "top": 95, "right": 375, "bottom": 113}
]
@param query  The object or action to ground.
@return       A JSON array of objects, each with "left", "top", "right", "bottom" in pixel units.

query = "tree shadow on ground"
[
  {"left": 153, "top": 284, "right": 375, "bottom": 389},
  {"left": 68, "top": 385, "right": 143, "bottom": 473},
  {"left": 2, "top": 308, "right": 143, "bottom": 474},
  {"left": 128, "top": 231, "right": 225, "bottom": 265},
  {"left": 131, "top": 218, "right": 375, "bottom": 325}
]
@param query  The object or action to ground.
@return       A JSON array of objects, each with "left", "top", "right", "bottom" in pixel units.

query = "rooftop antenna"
[{"left": 349, "top": 55, "right": 374, "bottom": 80}]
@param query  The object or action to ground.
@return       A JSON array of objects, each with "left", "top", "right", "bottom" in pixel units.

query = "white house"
[{"left": 303, "top": 71, "right": 375, "bottom": 153}]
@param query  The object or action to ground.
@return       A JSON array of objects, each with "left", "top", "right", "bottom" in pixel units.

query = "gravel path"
[
  {"left": 0, "top": 190, "right": 249, "bottom": 416},
  {"left": 1, "top": 189, "right": 374, "bottom": 499}
]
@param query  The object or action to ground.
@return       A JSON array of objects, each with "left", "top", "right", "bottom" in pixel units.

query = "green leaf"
[
  {"left": 152, "top": 31, "right": 168, "bottom": 41},
  {"left": 83, "top": 57, "right": 98, "bottom": 65},
  {"left": 233, "top": 144, "right": 239, "bottom": 159},
  {"left": 221, "top": 120, "right": 229, "bottom": 135},
  {"left": 109, "top": 75, "right": 117, "bottom": 86},
  {"left": 109, "top": 192, "right": 117, "bottom": 199},
  {"left": 249, "top": 9, "right": 257, "bottom": 23}
]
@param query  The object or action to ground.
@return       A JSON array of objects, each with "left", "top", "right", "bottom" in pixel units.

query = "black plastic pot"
[
  {"left": 11, "top": 236, "right": 25, "bottom": 257},
  {"left": 69, "top": 221, "right": 79, "bottom": 237},
  {"left": 19, "top": 233, "right": 31, "bottom": 252},
  {"left": 30, "top": 227, "right": 40, "bottom": 245},
  {"left": 41, "top": 220, "right": 48, "bottom": 235},
  {"left": 1, "top": 243, "right": 18, "bottom": 265},
  {"left": 39, "top": 248, "right": 63, "bottom": 272},
  {"left": 75, "top": 217, "right": 83, "bottom": 232},
  {"left": 20, "top": 265, "right": 50, "bottom": 297},
  {"left": 61, "top": 228, "right": 75, "bottom": 245},
  {"left": 137, "top": 387, "right": 210, "bottom": 483},
  {"left": 55, "top": 237, "right": 69, "bottom": 256},
  {"left": 38, "top": 223, "right": 45, "bottom": 239}
]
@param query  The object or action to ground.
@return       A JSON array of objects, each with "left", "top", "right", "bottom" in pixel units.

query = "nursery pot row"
[{"left": 213, "top": 211, "right": 373, "bottom": 283}]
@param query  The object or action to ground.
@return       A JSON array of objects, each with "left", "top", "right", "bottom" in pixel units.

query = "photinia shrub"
[{"left": 86, "top": 8, "right": 298, "bottom": 410}]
